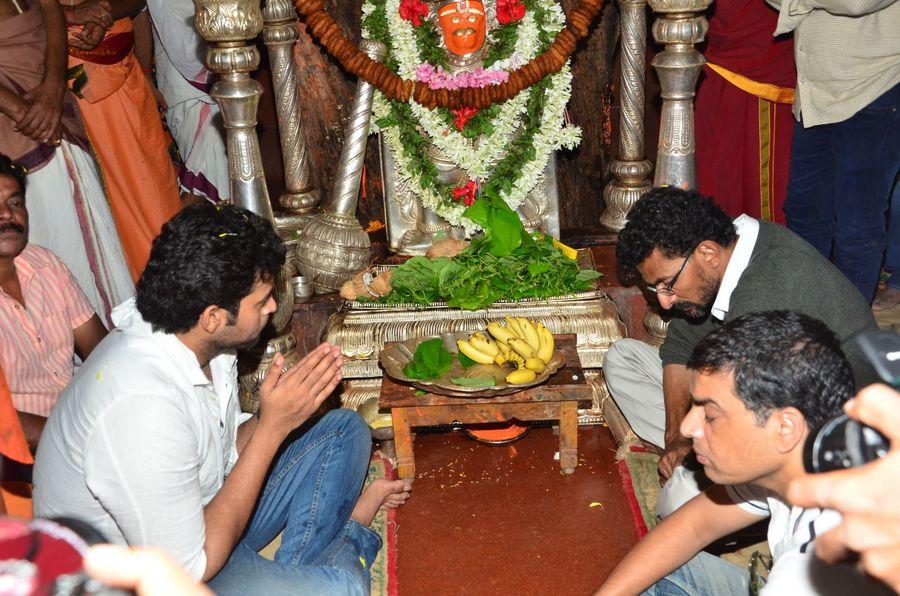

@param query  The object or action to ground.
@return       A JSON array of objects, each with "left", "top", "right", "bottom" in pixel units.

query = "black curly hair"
[
  {"left": 616, "top": 187, "right": 737, "bottom": 279},
  {"left": 687, "top": 311, "right": 853, "bottom": 429},
  {"left": 0, "top": 154, "right": 27, "bottom": 194},
  {"left": 136, "top": 203, "right": 286, "bottom": 334}
]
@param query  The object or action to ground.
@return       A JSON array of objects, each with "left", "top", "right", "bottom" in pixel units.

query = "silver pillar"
[
  {"left": 643, "top": 0, "right": 711, "bottom": 342},
  {"left": 295, "top": 39, "right": 387, "bottom": 294},
  {"left": 600, "top": 0, "right": 652, "bottom": 230},
  {"left": 194, "top": 0, "right": 298, "bottom": 412},
  {"left": 262, "top": 0, "right": 321, "bottom": 227}
]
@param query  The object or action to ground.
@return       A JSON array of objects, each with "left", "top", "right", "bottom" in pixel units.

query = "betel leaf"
[
  {"left": 457, "top": 351, "right": 478, "bottom": 368},
  {"left": 403, "top": 338, "right": 453, "bottom": 380},
  {"left": 449, "top": 376, "right": 496, "bottom": 388}
]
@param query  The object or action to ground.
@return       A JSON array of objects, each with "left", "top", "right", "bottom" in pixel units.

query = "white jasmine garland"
[{"left": 363, "top": 0, "right": 580, "bottom": 229}]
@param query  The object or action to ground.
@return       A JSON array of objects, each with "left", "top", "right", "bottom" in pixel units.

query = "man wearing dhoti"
[
  {"left": 0, "top": 0, "right": 132, "bottom": 322},
  {"left": 146, "top": 0, "right": 229, "bottom": 203}
]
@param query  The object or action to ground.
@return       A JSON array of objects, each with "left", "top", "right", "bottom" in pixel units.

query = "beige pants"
[{"left": 602, "top": 338, "right": 708, "bottom": 517}]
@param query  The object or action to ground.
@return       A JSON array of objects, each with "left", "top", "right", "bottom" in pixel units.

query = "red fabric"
[
  {"left": 67, "top": 31, "right": 135, "bottom": 65},
  {"left": 702, "top": 1, "right": 794, "bottom": 88},
  {"left": 616, "top": 452, "right": 650, "bottom": 539},
  {"left": 695, "top": 73, "right": 794, "bottom": 224},
  {"left": 695, "top": 0, "right": 796, "bottom": 223}
]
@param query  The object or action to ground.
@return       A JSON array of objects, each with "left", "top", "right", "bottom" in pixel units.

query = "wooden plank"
[{"left": 399, "top": 401, "right": 565, "bottom": 427}]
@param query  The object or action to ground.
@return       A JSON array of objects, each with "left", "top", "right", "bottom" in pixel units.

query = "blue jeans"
[
  {"left": 208, "top": 409, "right": 378, "bottom": 595},
  {"left": 642, "top": 552, "right": 749, "bottom": 596},
  {"left": 784, "top": 83, "right": 900, "bottom": 301},
  {"left": 884, "top": 177, "right": 900, "bottom": 289}
]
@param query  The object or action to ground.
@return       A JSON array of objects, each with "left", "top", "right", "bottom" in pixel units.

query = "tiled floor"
[{"left": 393, "top": 425, "right": 639, "bottom": 595}]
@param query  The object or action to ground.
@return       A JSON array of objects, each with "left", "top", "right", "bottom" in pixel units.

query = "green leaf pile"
[
  {"left": 403, "top": 338, "right": 454, "bottom": 380},
  {"left": 376, "top": 189, "right": 601, "bottom": 310}
]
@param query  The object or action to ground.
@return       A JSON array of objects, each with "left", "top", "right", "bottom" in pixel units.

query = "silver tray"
[{"left": 379, "top": 331, "right": 565, "bottom": 398}]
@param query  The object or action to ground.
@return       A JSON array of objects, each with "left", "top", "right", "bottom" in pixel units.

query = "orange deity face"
[{"left": 437, "top": 0, "right": 487, "bottom": 56}]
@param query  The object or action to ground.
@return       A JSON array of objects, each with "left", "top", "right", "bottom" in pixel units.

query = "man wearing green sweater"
[{"left": 603, "top": 187, "right": 877, "bottom": 517}]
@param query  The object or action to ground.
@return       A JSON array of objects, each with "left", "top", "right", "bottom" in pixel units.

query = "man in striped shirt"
[{"left": 0, "top": 154, "right": 106, "bottom": 448}]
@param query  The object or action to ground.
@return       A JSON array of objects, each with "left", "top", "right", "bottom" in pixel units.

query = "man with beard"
[
  {"left": 603, "top": 187, "right": 876, "bottom": 517},
  {"left": 34, "top": 203, "right": 411, "bottom": 593}
]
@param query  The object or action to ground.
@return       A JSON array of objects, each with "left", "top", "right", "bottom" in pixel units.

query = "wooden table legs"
[
  {"left": 559, "top": 401, "right": 578, "bottom": 474},
  {"left": 389, "top": 401, "right": 579, "bottom": 479},
  {"left": 392, "top": 407, "right": 416, "bottom": 479}
]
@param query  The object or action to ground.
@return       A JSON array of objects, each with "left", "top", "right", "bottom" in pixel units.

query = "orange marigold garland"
[{"left": 294, "top": 0, "right": 603, "bottom": 110}]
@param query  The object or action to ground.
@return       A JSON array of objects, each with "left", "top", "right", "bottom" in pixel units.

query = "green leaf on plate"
[{"left": 449, "top": 376, "right": 496, "bottom": 388}]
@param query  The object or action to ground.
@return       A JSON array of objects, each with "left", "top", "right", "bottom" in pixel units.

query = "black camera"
[{"left": 804, "top": 329, "right": 896, "bottom": 474}]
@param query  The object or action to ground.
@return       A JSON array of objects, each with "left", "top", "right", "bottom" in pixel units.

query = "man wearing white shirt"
[
  {"left": 596, "top": 311, "right": 893, "bottom": 595},
  {"left": 602, "top": 187, "right": 876, "bottom": 517},
  {"left": 33, "top": 203, "right": 411, "bottom": 594}
]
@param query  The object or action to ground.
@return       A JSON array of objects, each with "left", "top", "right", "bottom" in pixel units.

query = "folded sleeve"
[{"left": 84, "top": 394, "right": 208, "bottom": 580}]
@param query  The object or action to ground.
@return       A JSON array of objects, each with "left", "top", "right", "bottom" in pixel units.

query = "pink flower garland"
[{"left": 415, "top": 63, "right": 510, "bottom": 91}]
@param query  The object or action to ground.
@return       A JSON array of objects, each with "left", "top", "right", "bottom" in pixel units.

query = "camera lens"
[{"left": 804, "top": 414, "right": 890, "bottom": 474}]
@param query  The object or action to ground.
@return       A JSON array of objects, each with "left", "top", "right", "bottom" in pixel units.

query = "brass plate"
[{"left": 379, "top": 331, "right": 565, "bottom": 398}]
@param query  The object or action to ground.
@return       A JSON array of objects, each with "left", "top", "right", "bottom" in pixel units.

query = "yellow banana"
[
  {"left": 506, "top": 368, "right": 537, "bottom": 384},
  {"left": 519, "top": 318, "right": 541, "bottom": 351},
  {"left": 505, "top": 316, "right": 524, "bottom": 338},
  {"left": 486, "top": 322, "right": 517, "bottom": 344},
  {"left": 472, "top": 331, "right": 487, "bottom": 342},
  {"left": 525, "top": 357, "right": 546, "bottom": 373},
  {"left": 536, "top": 327, "right": 555, "bottom": 363},
  {"left": 494, "top": 354, "right": 507, "bottom": 366},
  {"left": 508, "top": 338, "right": 536, "bottom": 360},
  {"left": 457, "top": 339, "right": 495, "bottom": 364},
  {"left": 468, "top": 334, "right": 499, "bottom": 357}
]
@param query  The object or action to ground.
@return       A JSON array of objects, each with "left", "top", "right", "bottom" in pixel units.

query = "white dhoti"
[
  {"left": 26, "top": 142, "right": 134, "bottom": 325},
  {"left": 164, "top": 96, "right": 228, "bottom": 202},
  {"left": 602, "top": 338, "right": 709, "bottom": 518},
  {"left": 148, "top": 2, "right": 229, "bottom": 203}
]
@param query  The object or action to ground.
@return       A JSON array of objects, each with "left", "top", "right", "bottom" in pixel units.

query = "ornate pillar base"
[{"left": 600, "top": 159, "right": 653, "bottom": 230}]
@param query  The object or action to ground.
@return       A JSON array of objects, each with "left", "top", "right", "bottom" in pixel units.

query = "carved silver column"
[
  {"left": 642, "top": 0, "right": 711, "bottom": 341},
  {"left": 648, "top": 0, "right": 710, "bottom": 189},
  {"left": 194, "top": 0, "right": 298, "bottom": 412},
  {"left": 600, "top": 0, "right": 652, "bottom": 230},
  {"left": 295, "top": 39, "right": 386, "bottom": 293},
  {"left": 262, "top": 0, "right": 320, "bottom": 236}
]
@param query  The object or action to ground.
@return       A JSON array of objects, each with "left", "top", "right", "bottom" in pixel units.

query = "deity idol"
[{"left": 380, "top": 0, "right": 562, "bottom": 255}]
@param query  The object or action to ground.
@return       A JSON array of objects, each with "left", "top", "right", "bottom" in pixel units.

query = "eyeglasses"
[{"left": 646, "top": 248, "right": 695, "bottom": 297}]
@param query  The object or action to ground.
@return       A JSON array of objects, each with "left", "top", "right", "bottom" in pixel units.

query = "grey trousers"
[{"left": 603, "top": 338, "right": 706, "bottom": 518}]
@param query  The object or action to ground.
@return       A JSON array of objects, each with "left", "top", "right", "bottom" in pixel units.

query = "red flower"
[
  {"left": 453, "top": 180, "right": 478, "bottom": 206},
  {"left": 497, "top": 0, "right": 525, "bottom": 24},
  {"left": 399, "top": 0, "right": 429, "bottom": 26},
  {"left": 451, "top": 106, "right": 479, "bottom": 131}
]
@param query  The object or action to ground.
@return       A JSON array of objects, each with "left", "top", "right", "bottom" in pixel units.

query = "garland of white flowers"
[{"left": 363, "top": 0, "right": 581, "bottom": 229}]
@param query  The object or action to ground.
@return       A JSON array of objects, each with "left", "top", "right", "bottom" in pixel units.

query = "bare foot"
[
  {"left": 351, "top": 478, "right": 412, "bottom": 526},
  {"left": 873, "top": 286, "right": 900, "bottom": 311}
]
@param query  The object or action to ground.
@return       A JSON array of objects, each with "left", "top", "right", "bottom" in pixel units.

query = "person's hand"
[
  {"left": 70, "top": 21, "right": 108, "bottom": 51},
  {"left": 150, "top": 84, "right": 168, "bottom": 112},
  {"left": 787, "top": 384, "right": 900, "bottom": 592},
  {"left": 256, "top": 343, "right": 343, "bottom": 439},
  {"left": 64, "top": 0, "right": 112, "bottom": 27},
  {"left": 84, "top": 544, "right": 211, "bottom": 595},
  {"left": 15, "top": 78, "right": 65, "bottom": 145},
  {"left": 658, "top": 436, "right": 693, "bottom": 483}
]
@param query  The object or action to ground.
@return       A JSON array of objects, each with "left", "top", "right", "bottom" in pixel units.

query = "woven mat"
[
  {"left": 259, "top": 452, "right": 398, "bottom": 595},
  {"left": 616, "top": 447, "right": 769, "bottom": 568}
]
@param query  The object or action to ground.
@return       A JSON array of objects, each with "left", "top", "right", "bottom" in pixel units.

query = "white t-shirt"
[
  {"left": 726, "top": 484, "right": 893, "bottom": 594},
  {"left": 33, "top": 299, "right": 251, "bottom": 580}
]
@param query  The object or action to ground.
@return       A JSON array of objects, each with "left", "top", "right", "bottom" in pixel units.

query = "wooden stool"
[{"left": 378, "top": 335, "right": 590, "bottom": 479}]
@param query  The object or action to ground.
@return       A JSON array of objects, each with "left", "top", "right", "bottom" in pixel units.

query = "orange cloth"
[
  {"left": 0, "top": 366, "right": 34, "bottom": 519},
  {"left": 67, "top": 19, "right": 181, "bottom": 281},
  {"left": 0, "top": 367, "right": 32, "bottom": 466}
]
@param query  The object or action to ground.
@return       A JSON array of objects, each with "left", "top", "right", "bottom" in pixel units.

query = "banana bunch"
[{"left": 455, "top": 317, "right": 556, "bottom": 385}]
